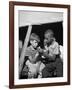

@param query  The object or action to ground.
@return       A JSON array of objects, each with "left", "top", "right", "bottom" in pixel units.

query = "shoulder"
[
  {"left": 26, "top": 46, "right": 33, "bottom": 53},
  {"left": 52, "top": 41, "right": 59, "bottom": 48},
  {"left": 25, "top": 46, "right": 33, "bottom": 56},
  {"left": 26, "top": 46, "right": 32, "bottom": 51}
]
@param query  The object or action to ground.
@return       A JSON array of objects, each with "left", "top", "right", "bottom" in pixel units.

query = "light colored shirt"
[
  {"left": 59, "top": 45, "right": 63, "bottom": 60},
  {"left": 26, "top": 60, "right": 45, "bottom": 77},
  {"left": 45, "top": 41, "right": 59, "bottom": 56}
]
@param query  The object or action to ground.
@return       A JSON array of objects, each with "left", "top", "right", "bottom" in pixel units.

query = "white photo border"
[{"left": 14, "top": 6, "right": 67, "bottom": 85}]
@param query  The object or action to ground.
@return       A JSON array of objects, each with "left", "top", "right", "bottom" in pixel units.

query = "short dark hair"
[
  {"left": 44, "top": 29, "right": 54, "bottom": 37},
  {"left": 30, "top": 33, "right": 40, "bottom": 42}
]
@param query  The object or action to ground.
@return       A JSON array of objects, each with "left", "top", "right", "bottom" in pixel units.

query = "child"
[
  {"left": 23, "top": 33, "right": 45, "bottom": 78},
  {"left": 41, "top": 29, "right": 63, "bottom": 77}
]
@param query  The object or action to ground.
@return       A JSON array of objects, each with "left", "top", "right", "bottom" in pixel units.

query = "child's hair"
[
  {"left": 44, "top": 29, "right": 54, "bottom": 38},
  {"left": 30, "top": 33, "right": 40, "bottom": 42}
]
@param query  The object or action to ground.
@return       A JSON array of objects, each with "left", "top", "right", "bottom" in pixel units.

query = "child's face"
[
  {"left": 30, "top": 40, "right": 38, "bottom": 48},
  {"left": 44, "top": 33, "right": 52, "bottom": 44}
]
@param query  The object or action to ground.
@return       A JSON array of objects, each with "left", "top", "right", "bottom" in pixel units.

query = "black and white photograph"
[
  {"left": 19, "top": 11, "right": 63, "bottom": 79},
  {"left": 9, "top": 1, "right": 70, "bottom": 88}
]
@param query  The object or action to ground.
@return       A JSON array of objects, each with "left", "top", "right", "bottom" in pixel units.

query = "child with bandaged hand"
[{"left": 25, "top": 33, "right": 45, "bottom": 78}]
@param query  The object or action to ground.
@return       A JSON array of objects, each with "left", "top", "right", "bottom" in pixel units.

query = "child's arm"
[
  {"left": 37, "top": 47, "right": 44, "bottom": 54},
  {"left": 42, "top": 51, "right": 56, "bottom": 61},
  {"left": 43, "top": 41, "right": 60, "bottom": 61},
  {"left": 28, "top": 52, "right": 39, "bottom": 63}
]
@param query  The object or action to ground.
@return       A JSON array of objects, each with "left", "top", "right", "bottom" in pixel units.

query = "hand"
[
  {"left": 37, "top": 47, "right": 43, "bottom": 53},
  {"left": 41, "top": 55, "right": 45, "bottom": 58}
]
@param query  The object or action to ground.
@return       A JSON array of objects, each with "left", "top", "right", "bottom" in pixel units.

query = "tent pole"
[{"left": 19, "top": 25, "right": 32, "bottom": 75}]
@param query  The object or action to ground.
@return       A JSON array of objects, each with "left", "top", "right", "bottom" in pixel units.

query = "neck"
[
  {"left": 47, "top": 39, "right": 55, "bottom": 47},
  {"left": 30, "top": 45, "right": 36, "bottom": 50}
]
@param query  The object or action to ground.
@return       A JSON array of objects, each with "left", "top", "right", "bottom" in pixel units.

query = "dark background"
[{"left": 19, "top": 21, "right": 63, "bottom": 48}]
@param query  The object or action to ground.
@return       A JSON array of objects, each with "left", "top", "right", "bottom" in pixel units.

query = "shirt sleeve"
[
  {"left": 25, "top": 47, "right": 31, "bottom": 56},
  {"left": 49, "top": 41, "right": 59, "bottom": 55}
]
